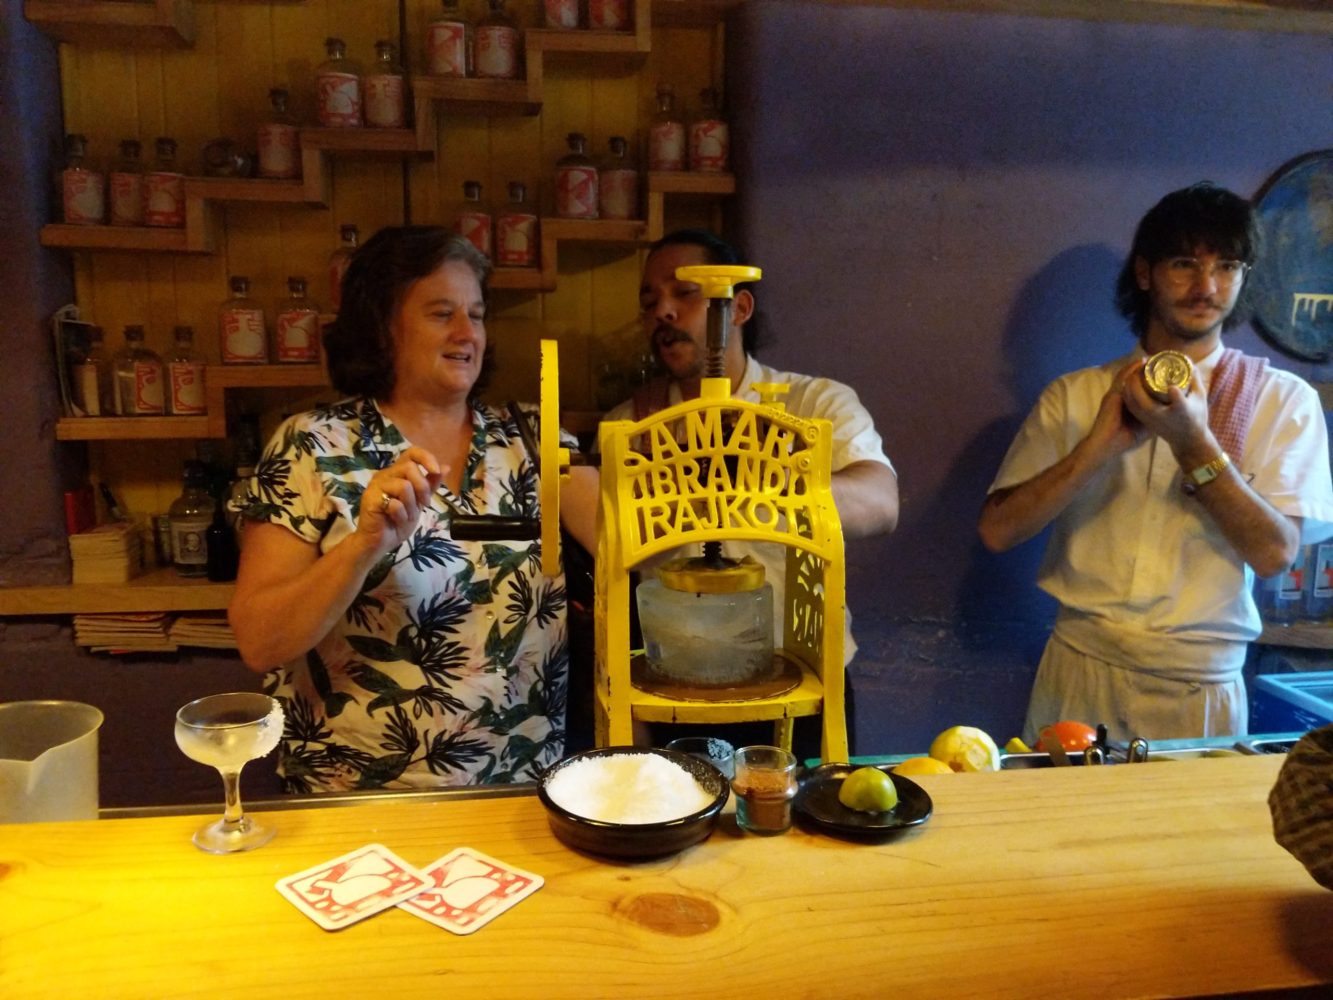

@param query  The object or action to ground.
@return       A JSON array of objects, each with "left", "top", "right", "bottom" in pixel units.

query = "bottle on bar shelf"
[
  {"left": 496, "top": 181, "right": 538, "bottom": 268},
  {"left": 588, "top": 0, "right": 630, "bottom": 31},
  {"left": 648, "top": 84, "right": 685, "bottom": 173},
  {"left": 219, "top": 276, "right": 268, "bottom": 365},
  {"left": 454, "top": 180, "right": 494, "bottom": 258},
  {"left": 365, "top": 40, "right": 406, "bottom": 129},
  {"left": 555, "top": 132, "right": 598, "bottom": 219},
  {"left": 274, "top": 277, "right": 322, "bottom": 364},
  {"left": 169, "top": 459, "right": 214, "bottom": 579},
  {"left": 544, "top": 0, "right": 579, "bottom": 29},
  {"left": 258, "top": 87, "right": 301, "bottom": 180},
  {"left": 688, "top": 87, "right": 729, "bottom": 173},
  {"left": 599, "top": 135, "right": 638, "bottom": 221},
  {"left": 426, "top": 0, "right": 471, "bottom": 78},
  {"left": 61, "top": 133, "right": 105, "bottom": 226},
  {"left": 108, "top": 139, "right": 145, "bottom": 226},
  {"left": 475, "top": 0, "right": 521, "bottom": 80},
  {"left": 112, "top": 325, "right": 165, "bottom": 416},
  {"left": 72, "top": 325, "right": 112, "bottom": 417},
  {"left": 144, "top": 137, "right": 186, "bottom": 228},
  {"left": 166, "top": 325, "right": 207, "bottom": 416},
  {"left": 316, "top": 37, "right": 363, "bottom": 128}
]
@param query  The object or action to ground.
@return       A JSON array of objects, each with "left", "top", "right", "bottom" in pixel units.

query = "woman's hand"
[{"left": 358, "top": 445, "right": 447, "bottom": 554}]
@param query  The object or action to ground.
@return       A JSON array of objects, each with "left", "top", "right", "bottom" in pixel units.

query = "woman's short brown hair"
[{"left": 324, "top": 226, "right": 492, "bottom": 399}]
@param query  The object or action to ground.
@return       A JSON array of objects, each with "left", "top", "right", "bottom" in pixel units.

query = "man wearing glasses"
[{"left": 979, "top": 183, "right": 1333, "bottom": 743}]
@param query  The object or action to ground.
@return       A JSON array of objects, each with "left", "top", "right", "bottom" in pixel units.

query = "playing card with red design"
[
  {"left": 399, "top": 846, "right": 544, "bottom": 935},
  {"left": 276, "top": 843, "right": 430, "bottom": 931}
]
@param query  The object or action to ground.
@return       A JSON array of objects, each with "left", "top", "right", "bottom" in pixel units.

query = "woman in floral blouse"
[{"left": 229, "top": 227, "right": 596, "bottom": 793}]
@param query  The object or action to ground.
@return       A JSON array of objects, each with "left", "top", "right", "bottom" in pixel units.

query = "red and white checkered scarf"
[{"left": 1208, "top": 348, "right": 1268, "bottom": 464}]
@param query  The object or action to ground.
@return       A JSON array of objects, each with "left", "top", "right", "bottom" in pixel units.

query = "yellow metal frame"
[{"left": 592, "top": 375, "right": 849, "bottom": 763}]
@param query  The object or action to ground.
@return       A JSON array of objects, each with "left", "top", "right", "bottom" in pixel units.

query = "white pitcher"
[{"left": 0, "top": 700, "right": 104, "bottom": 823}]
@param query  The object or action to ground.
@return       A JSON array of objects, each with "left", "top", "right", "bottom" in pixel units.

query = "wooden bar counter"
[{"left": 3, "top": 754, "right": 1331, "bottom": 998}]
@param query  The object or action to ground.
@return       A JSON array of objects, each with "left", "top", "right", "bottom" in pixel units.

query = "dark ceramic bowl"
[{"left": 537, "top": 746, "right": 730, "bottom": 859}]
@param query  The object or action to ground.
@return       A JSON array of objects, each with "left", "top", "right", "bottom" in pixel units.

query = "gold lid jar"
[{"left": 1142, "top": 350, "right": 1193, "bottom": 403}]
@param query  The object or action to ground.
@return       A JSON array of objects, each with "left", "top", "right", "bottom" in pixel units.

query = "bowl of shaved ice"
[{"left": 537, "top": 746, "right": 730, "bottom": 858}]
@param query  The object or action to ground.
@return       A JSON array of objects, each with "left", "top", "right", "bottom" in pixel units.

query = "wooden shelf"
[
  {"left": 55, "top": 415, "right": 213, "bottom": 441},
  {"left": 0, "top": 566, "right": 233, "bottom": 615},
  {"left": 648, "top": 171, "right": 736, "bottom": 195},
  {"left": 1259, "top": 622, "right": 1333, "bottom": 650},
  {"left": 528, "top": 27, "right": 649, "bottom": 55},
  {"left": 183, "top": 175, "right": 327, "bottom": 208},
  {"left": 413, "top": 76, "right": 542, "bottom": 117},
  {"left": 24, "top": 0, "right": 195, "bottom": 48},
  {"left": 39, "top": 223, "right": 210, "bottom": 254}
]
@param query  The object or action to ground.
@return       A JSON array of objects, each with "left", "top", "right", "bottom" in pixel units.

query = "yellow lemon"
[
  {"left": 1004, "top": 736, "right": 1033, "bottom": 755},
  {"left": 837, "top": 766, "right": 899, "bottom": 813},
  {"left": 929, "top": 726, "right": 1001, "bottom": 773},
  {"left": 892, "top": 756, "right": 954, "bottom": 776}
]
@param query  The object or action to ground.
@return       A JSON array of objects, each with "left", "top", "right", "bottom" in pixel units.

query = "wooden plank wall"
[{"left": 55, "top": 0, "right": 725, "bottom": 514}]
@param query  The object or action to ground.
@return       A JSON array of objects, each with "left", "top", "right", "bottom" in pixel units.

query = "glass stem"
[{"left": 218, "top": 767, "right": 246, "bottom": 830}]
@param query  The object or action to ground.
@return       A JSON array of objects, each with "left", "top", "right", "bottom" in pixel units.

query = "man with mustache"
[
  {"left": 979, "top": 183, "right": 1333, "bottom": 744},
  {"left": 601, "top": 229, "right": 899, "bottom": 750}
]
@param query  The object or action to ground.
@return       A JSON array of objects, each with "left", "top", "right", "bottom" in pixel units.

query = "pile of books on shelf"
[
  {"left": 68, "top": 522, "right": 141, "bottom": 584},
  {"left": 71, "top": 611, "right": 237, "bottom": 654},
  {"left": 73, "top": 612, "right": 174, "bottom": 653},
  {"left": 169, "top": 613, "right": 237, "bottom": 650}
]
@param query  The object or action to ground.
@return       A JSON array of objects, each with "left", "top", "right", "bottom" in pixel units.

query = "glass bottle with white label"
[
  {"left": 496, "top": 181, "right": 538, "bottom": 268},
  {"left": 62, "top": 133, "right": 105, "bottom": 226},
  {"left": 316, "top": 37, "right": 363, "bottom": 128},
  {"left": 112, "top": 325, "right": 165, "bottom": 416},
  {"left": 166, "top": 325, "right": 207, "bottom": 415},
  {"left": 73, "top": 325, "right": 113, "bottom": 416},
  {"left": 555, "top": 132, "right": 598, "bottom": 219},
  {"left": 689, "top": 88, "right": 730, "bottom": 173},
  {"left": 144, "top": 137, "right": 186, "bottom": 227},
  {"left": 108, "top": 139, "right": 145, "bottom": 226},
  {"left": 426, "top": 0, "right": 471, "bottom": 78},
  {"left": 475, "top": 0, "right": 521, "bottom": 80},
  {"left": 258, "top": 87, "right": 301, "bottom": 179},
  {"left": 365, "top": 40, "right": 406, "bottom": 129},
  {"left": 544, "top": 0, "right": 579, "bottom": 29},
  {"left": 454, "top": 181, "right": 494, "bottom": 258},
  {"left": 219, "top": 276, "right": 268, "bottom": 365},
  {"left": 648, "top": 84, "right": 685, "bottom": 172},
  {"left": 275, "top": 277, "right": 321, "bottom": 364},
  {"left": 169, "top": 459, "right": 215, "bottom": 578},
  {"left": 599, "top": 135, "right": 638, "bottom": 220},
  {"left": 588, "top": 0, "right": 630, "bottom": 31}
]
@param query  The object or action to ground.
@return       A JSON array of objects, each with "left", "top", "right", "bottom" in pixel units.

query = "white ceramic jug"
[{"left": 0, "top": 700, "right": 104, "bottom": 823}]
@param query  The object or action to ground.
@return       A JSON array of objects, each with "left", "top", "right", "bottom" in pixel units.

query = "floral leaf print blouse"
[{"left": 236, "top": 397, "right": 570, "bottom": 793}]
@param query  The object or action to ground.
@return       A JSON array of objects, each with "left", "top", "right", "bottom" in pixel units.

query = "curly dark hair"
[
  {"left": 647, "top": 229, "right": 765, "bottom": 355},
  {"left": 324, "top": 226, "right": 493, "bottom": 399},
  {"left": 1114, "top": 182, "right": 1264, "bottom": 337}
]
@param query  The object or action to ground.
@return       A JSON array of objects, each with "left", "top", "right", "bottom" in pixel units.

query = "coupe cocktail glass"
[{"left": 174, "top": 692, "right": 283, "bottom": 854}]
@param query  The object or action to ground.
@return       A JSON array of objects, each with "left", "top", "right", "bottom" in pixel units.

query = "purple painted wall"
[{"left": 729, "top": 4, "right": 1333, "bottom": 753}]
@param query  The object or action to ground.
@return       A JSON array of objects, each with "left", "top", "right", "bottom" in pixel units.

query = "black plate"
[{"left": 794, "top": 763, "right": 933, "bottom": 840}]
